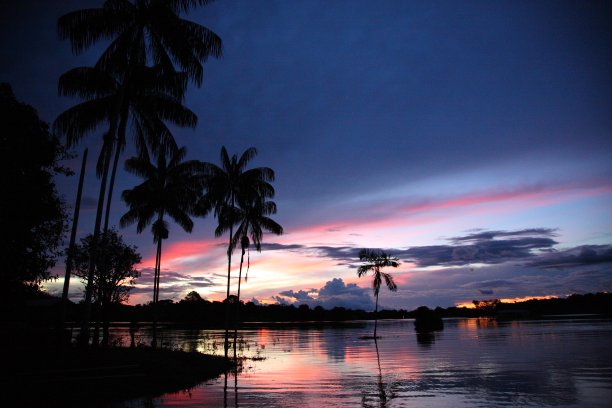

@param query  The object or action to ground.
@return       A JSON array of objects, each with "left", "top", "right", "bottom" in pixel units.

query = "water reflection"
[
  {"left": 416, "top": 331, "right": 436, "bottom": 347},
  {"left": 114, "top": 318, "right": 612, "bottom": 407}
]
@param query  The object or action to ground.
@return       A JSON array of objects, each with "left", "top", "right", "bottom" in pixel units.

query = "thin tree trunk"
[
  {"left": 152, "top": 237, "right": 162, "bottom": 348},
  {"left": 79, "top": 136, "right": 113, "bottom": 347},
  {"left": 233, "top": 246, "right": 246, "bottom": 361},
  {"left": 374, "top": 293, "right": 379, "bottom": 338},
  {"left": 224, "top": 224, "right": 234, "bottom": 360},
  {"left": 92, "top": 292, "right": 101, "bottom": 347},
  {"left": 61, "top": 148, "right": 87, "bottom": 327},
  {"left": 156, "top": 238, "right": 163, "bottom": 304},
  {"left": 103, "top": 112, "right": 127, "bottom": 233}
]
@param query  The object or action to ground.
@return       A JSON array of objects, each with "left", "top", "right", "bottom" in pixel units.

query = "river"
[{"left": 108, "top": 317, "right": 612, "bottom": 407}]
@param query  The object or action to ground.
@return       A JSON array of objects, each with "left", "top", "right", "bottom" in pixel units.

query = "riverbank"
[{"left": 4, "top": 343, "right": 233, "bottom": 407}]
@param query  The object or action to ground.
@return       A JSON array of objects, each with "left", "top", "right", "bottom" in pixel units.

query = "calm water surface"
[{"left": 110, "top": 318, "right": 612, "bottom": 407}]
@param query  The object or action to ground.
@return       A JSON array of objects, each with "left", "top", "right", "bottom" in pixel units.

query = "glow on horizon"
[
  {"left": 455, "top": 295, "right": 567, "bottom": 309},
  {"left": 48, "top": 176, "right": 611, "bottom": 309}
]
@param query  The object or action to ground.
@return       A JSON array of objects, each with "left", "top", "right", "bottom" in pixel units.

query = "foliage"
[
  {"left": 57, "top": 0, "right": 222, "bottom": 87},
  {"left": 199, "top": 145, "right": 277, "bottom": 358},
  {"left": 357, "top": 249, "right": 399, "bottom": 297},
  {"left": 472, "top": 298, "right": 501, "bottom": 313},
  {"left": 182, "top": 290, "right": 205, "bottom": 303},
  {"left": 72, "top": 229, "right": 141, "bottom": 305},
  {"left": 121, "top": 145, "right": 206, "bottom": 242},
  {"left": 0, "top": 83, "right": 71, "bottom": 298},
  {"left": 357, "top": 248, "right": 400, "bottom": 337},
  {"left": 121, "top": 144, "right": 206, "bottom": 346}
]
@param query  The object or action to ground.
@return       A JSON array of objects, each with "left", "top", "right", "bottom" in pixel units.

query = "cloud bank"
[{"left": 275, "top": 278, "right": 375, "bottom": 311}]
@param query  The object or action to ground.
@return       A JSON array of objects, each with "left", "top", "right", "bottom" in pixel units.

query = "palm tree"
[
  {"left": 357, "top": 249, "right": 400, "bottom": 339},
  {"left": 57, "top": 0, "right": 222, "bottom": 87},
  {"left": 53, "top": 64, "right": 196, "bottom": 344},
  {"left": 120, "top": 144, "right": 205, "bottom": 347},
  {"left": 220, "top": 196, "right": 283, "bottom": 358},
  {"left": 198, "top": 146, "right": 275, "bottom": 359},
  {"left": 55, "top": 64, "right": 195, "bottom": 230},
  {"left": 56, "top": 0, "right": 220, "bottom": 345}
]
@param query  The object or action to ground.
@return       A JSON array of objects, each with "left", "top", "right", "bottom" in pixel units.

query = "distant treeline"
[{"left": 10, "top": 292, "right": 611, "bottom": 327}]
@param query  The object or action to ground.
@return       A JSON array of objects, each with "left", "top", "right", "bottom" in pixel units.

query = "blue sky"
[{"left": 1, "top": 0, "right": 611, "bottom": 310}]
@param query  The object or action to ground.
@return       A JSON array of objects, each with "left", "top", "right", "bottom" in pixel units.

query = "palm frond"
[{"left": 383, "top": 273, "right": 397, "bottom": 292}]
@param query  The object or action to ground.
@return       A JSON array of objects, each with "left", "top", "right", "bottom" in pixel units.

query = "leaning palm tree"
[
  {"left": 198, "top": 146, "right": 275, "bottom": 359},
  {"left": 357, "top": 249, "right": 400, "bottom": 339},
  {"left": 120, "top": 144, "right": 205, "bottom": 347},
  {"left": 220, "top": 196, "right": 283, "bottom": 359},
  {"left": 57, "top": 0, "right": 222, "bottom": 87}
]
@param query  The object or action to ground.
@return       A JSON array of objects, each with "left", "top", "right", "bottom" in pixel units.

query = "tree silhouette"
[
  {"left": 54, "top": 64, "right": 197, "bottom": 345},
  {"left": 57, "top": 0, "right": 222, "bottom": 86},
  {"left": 198, "top": 146, "right": 275, "bottom": 359},
  {"left": 56, "top": 0, "right": 220, "bottom": 346},
  {"left": 72, "top": 229, "right": 141, "bottom": 346},
  {"left": 0, "top": 83, "right": 70, "bottom": 301},
  {"left": 220, "top": 196, "right": 282, "bottom": 359},
  {"left": 357, "top": 249, "right": 399, "bottom": 338},
  {"left": 120, "top": 145, "right": 205, "bottom": 347}
]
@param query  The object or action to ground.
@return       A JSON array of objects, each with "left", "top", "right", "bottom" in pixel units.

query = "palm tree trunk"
[
  {"left": 61, "top": 148, "right": 87, "bottom": 328},
  {"left": 233, "top": 246, "right": 246, "bottom": 361},
  {"left": 152, "top": 237, "right": 162, "bottom": 348},
  {"left": 224, "top": 224, "right": 234, "bottom": 360},
  {"left": 102, "top": 111, "right": 127, "bottom": 233},
  {"left": 79, "top": 135, "right": 113, "bottom": 347},
  {"left": 374, "top": 293, "right": 379, "bottom": 338}
]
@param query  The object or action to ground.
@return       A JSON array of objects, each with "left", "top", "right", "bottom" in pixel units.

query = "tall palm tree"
[
  {"left": 220, "top": 196, "right": 282, "bottom": 359},
  {"left": 57, "top": 0, "right": 222, "bottom": 87},
  {"left": 56, "top": 0, "right": 220, "bottom": 345},
  {"left": 53, "top": 64, "right": 196, "bottom": 344},
  {"left": 120, "top": 144, "right": 205, "bottom": 347},
  {"left": 55, "top": 63, "right": 194, "bottom": 230},
  {"left": 357, "top": 249, "right": 400, "bottom": 339},
  {"left": 198, "top": 146, "right": 275, "bottom": 359}
]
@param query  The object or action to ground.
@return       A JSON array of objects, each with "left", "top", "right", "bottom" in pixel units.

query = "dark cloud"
[
  {"left": 450, "top": 228, "right": 557, "bottom": 244},
  {"left": 259, "top": 243, "right": 305, "bottom": 251},
  {"left": 279, "top": 289, "right": 315, "bottom": 301},
  {"left": 132, "top": 267, "right": 216, "bottom": 302},
  {"left": 528, "top": 245, "right": 612, "bottom": 269},
  {"left": 398, "top": 229, "right": 558, "bottom": 267},
  {"left": 479, "top": 289, "right": 494, "bottom": 295},
  {"left": 462, "top": 280, "right": 521, "bottom": 289}
]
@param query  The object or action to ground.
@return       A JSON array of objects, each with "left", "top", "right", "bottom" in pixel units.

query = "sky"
[{"left": 1, "top": 0, "right": 611, "bottom": 311}]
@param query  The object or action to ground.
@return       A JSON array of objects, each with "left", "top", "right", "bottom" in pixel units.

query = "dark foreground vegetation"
[{"left": 2, "top": 335, "right": 232, "bottom": 407}]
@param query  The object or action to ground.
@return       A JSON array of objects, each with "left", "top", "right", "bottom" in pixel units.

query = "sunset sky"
[{"left": 1, "top": 0, "right": 611, "bottom": 311}]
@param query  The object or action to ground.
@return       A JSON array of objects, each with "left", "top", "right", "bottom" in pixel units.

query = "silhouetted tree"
[
  {"left": 57, "top": 0, "right": 222, "bottom": 87},
  {"left": 357, "top": 249, "right": 399, "bottom": 338},
  {"left": 0, "top": 83, "right": 70, "bottom": 301},
  {"left": 198, "top": 146, "right": 275, "bottom": 359},
  {"left": 183, "top": 290, "right": 205, "bottom": 303},
  {"left": 72, "top": 229, "right": 141, "bottom": 345},
  {"left": 220, "top": 195, "right": 282, "bottom": 358},
  {"left": 56, "top": 0, "right": 220, "bottom": 346},
  {"left": 120, "top": 145, "right": 205, "bottom": 346},
  {"left": 54, "top": 63, "right": 197, "bottom": 345}
]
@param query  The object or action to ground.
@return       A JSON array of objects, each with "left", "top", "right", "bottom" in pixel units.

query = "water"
[{"left": 110, "top": 318, "right": 612, "bottom": 407}]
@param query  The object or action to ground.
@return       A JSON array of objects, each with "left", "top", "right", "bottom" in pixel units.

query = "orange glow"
[{"left": 456, "top": 295, "right": 562, "bottom": 309}]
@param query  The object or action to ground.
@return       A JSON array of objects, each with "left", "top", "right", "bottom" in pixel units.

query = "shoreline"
[{"left": 4, "top": 344, "right": 233, "bottom": 407}]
